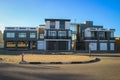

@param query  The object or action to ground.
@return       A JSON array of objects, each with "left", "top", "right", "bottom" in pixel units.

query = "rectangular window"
[
  {"left": 50, "top": 21, "right": 55, "bottom": 29},
  {"left": 110, "top": 32, "right": 114, "bottom": 38},
  {"left": 18, "top": 41, "right": 28, "bottom": 47},
  {"left": 30, "top": 33, "right": 36, "bottom": 38},
  {"left": 49, "top": 31, "right": 56, "bottom": 36},
  {"left": 99, "top": 32, "right": 104, "bottom": 38},
  {"left": 68, "top": 31, "right": 72, "bottom": 37},
  {"left": 60, "top": 21, "right": 65, "bottom": 29},
  {"left": 91, "top": 32, "right": 95, "bottom": 37},
  {"left": 19, "top": 33, "right": 26, "bottom": 38},
  {"left": 6, "top": 32, "right": 15, "bottom": 38},
  {"left": 58, "top": 31, "right": 66, "bottom": 37},
  {"left": 6, "top": 41, "right": 16, "bottom": 47},
  {"left": 40, "top": 34, "right": 44, "bottom": 39}
]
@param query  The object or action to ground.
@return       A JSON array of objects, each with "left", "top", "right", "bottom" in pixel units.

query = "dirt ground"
[{"left": 0, "top": 54, "right": 95, "bottom": 63}]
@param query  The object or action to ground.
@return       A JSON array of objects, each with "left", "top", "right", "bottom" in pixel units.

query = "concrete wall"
[
  {"left": 90, "top": 43, "right": 97, "bottom": 51},
  {"left": 46, "top": 21, "right": 50, "bottom": 29},
  {"left": 37, "top": 41, "right": 46, "bottom": 50},
  {"left": 85, "top": 28, "right": 91, "bottom": 37},
  {"left": 56, "top": 21, "right": 59, "bottom": 29},
  {"left": 65, "top": 21, "right": 70, "bottom": 29}
]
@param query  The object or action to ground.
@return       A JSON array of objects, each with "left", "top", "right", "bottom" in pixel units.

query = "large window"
[
  {"left": 68, "top": 31, "right": 72, "bottom": 37},
  {"left": 50, "top": 21, "right": 55, "bottom": 29},
  {"left": 110, "top": 32, "right": 114, "bottom": 38},
  {"left": 6, "top": 41, "right": 16, "bottom": 47},
  {"left": 40, "top": 34, "right": 44, "bottom": 39},
  {"left": 18, "top": 41, "right": 28, "bottom": 47},
  {"left": 49, "top": 31, "right": 56, "bottom": 36},
  {"left": 19, "top": 33, "right": 26, "bottom": 38},
  {"left": 60, "top": 21, "right": 65, "bottom": 29},
  {"left": 30, "top": 33, "right": 36, "bottom": 38},
  {"left": 99, "top": 32, "right": 104, "bottom": 38},
  {"left": 6, "top": 32, "right": 15, "bottom": 38},
  {"left": 91, "top": 31, "right": 95, "bottom": 37},
  {"left": 58, "top": 31, "right": 66, "bottom": 37}
]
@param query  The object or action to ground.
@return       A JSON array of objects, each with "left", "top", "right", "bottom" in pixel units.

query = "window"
[
  {"left": 6, "top": 42, "right": 16, "bottom": 47},
  {"left": 91, "top": 32, "right": 95, "bottom": 37},
  {"left": 110, "top": 32, "right": 114, "bottom": 38},
  {"left": 99, "top": 32, "right": 104, "bottom": 38},
  {"left": 30, "top": 33, "right": 36, "bottom": 38},
  {"left": 18, "top": 41, "right": 28, "bottom": 47},
  {"left": 40, "top": 34, "right": 44, "bottom": 39},
  {"left": 49, "top": 31, "right": 56, "bottom": 36},
  {"left": 6, "top": 32, "right": 15, "bottom": 38},
  {"left": 60, "top": 21, "right": 65, "bottom": 29},
  {"left": 19, "top": 33, "right": 26, "bottom": 38},
  {"left": 68, "top": 31, "right": 72, "bottom": 37},
  {"left": 50, "top": 21, "right": 55, "bottom": 29},
  {"left": 58, "top": 31, "right": 66, "bottom": 37}
]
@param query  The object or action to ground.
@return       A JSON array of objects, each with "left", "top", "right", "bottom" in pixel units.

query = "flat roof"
[{"left": 45, "top": 18, "right": 70, "bottom": 21}]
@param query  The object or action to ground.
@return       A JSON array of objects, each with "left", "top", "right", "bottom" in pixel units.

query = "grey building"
[
  {"left": 4, "top": 27, "right": 37, "bottom": 50},
  {"left": 71, "top": 21, "right": 115, "bottom": 52},
  {"left": 37, "top": 19, "right": 72, "bottom": 50}
]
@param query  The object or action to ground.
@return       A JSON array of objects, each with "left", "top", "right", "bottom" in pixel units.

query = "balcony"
[
  {"left": 45, "top": 36, "right": 71, "bottom": 39},
  {"left": 84, "top": 37, "right": 98, "bottom": 40},
  {"left": 84, "top": 37, "right": 115, "bottom": 40}
]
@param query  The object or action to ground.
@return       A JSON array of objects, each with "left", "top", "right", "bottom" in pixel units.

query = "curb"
[{"left": 19, "top": 58, "right": 100, "bottom": 64}]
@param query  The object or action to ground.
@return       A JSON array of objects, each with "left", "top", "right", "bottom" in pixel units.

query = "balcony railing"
[
  {"left": 45, "top": 36, "right": 71, "bottom": 39},
  {"left": 84, "top": 37, "right": 115, "bottom": 40}
]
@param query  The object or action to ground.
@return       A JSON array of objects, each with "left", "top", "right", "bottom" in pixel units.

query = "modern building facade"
[
  {"left": 3, "top": 19, "right": 116, "bottom": 52},
  {"left": 115, "top": 38, "right": 120, "bottom": 52},
  {"left": 71, "top": 21, "right": 115, "bottom": 52},
  {"left": 4, "top": 27, "right": 37, "bottom": 50},
  {"left": 37, "top": 19, "right": 72, "bottom": 50}
]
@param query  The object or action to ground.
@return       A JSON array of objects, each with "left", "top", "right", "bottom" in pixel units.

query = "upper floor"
[
  {"left": 4, "top": 27, "right": 37, "bottom": 41},
  {"left": 45, "top": 19, "right": 71, "bottom": 30},
  {"left": 84, "top": 27, "right": 115, "bottom": 40},
  {"left": 71, "top": 21, "right": 115, "bottom": 41}
]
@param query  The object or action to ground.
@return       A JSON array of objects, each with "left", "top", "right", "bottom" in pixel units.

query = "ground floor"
[
  {"left": 37, "top": 39, "right": 71, "bottom": 50},
  {"left": 4, "top": 40, "right": 116, "bottom": 52},
  {"left": 75, "top": 40, "right": 115, "bottom": 52},
  {"left": 4, "top": 41, "right": 37, "bottom": 50}
]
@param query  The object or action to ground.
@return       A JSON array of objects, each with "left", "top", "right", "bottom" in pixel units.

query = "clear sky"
[{"left": 0, "top": 0, "right": 120, "bottom": 37}]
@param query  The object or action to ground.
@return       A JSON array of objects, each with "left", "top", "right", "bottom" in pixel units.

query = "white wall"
[
  {"left": 56, "top": 21, "right": 59, "bottom": 29},
  {"left": 85, "top": 28, "right": 91, "bottom": 37},
  {"left": 37, "top": 41, "right": 46, "bottom": 50},
  {"left": 68, "top": 40, "right": 71, "bottom": 50},
  {"left": 110, "top": 43, "right": 114, "bottom": 50},
  {"left": 90, "top": 43, "right": 97, "bottom": 51},
  {"left": 100, "top": 43, "right": 107, "bottom": 50},
  {"left": 45, "top": 21, "right": 50, "bottom": 29},
  {"left": 65, "top": 21, "right": 70, "bottom": 29}
]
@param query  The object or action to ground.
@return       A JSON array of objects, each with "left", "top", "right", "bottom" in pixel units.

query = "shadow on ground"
[{"left": 0, "top": 64, "right": 91, "bottom": 80}]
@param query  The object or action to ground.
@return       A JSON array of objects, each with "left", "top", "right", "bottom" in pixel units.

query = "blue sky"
[{"left": 0, "top": 0, "right": 120, "bottom": 37}]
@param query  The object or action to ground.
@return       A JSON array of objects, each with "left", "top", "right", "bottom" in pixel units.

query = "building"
[
  {"left": 37, "top": 25, "right": 46, "bottom": 50},
  {"left": 71, "top": 21, "right": 115, "bottom": 52},
  {"left": 115, "top": 38, "right": 120, "bottom": 52},
  {"left": 4, "top": 27, "right": 37, "bottom": 50},
  {"left": 0, "top": 30, "right": 4, "bottom": 48},
  {"left": 37, "top": 19, "right": 72, "bottom": 50},
  {"left": 3, "top": 19, "right": 116, "bottom": 52}
]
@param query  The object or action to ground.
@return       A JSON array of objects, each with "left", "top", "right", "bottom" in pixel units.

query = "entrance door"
[{"left": 47, "top": 41, "right": 57, "bottom": 50}]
